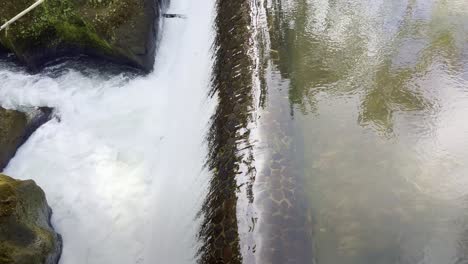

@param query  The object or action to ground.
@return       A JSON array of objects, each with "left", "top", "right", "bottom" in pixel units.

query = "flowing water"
[
  {"left": 0, "top": 0, "right": 215, "bottom": 263},
  {"left": 1, "top": 0, "right": 468, "bottom": 263},
  {"left": 257, "top": 0, "right": 468, "bottom": 263}
]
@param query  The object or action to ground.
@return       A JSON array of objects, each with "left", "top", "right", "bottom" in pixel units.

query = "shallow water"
[
  {"left": 0, "top": 0, "right": 215, "bottom": 263},
  {"left": 260, "top": 0, "right": 468, "bottom": 263}
]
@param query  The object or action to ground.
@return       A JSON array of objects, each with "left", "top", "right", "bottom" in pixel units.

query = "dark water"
[{"left": 256, "top": 0, "right": 468, "bottom": 263}]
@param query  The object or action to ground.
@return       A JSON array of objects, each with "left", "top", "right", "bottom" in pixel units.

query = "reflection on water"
[
  {"left": 269, "top": 0, "right": 467, "bottom": 132},
  {"left": 263, "top": 0, "right": 468, "bottom": 263}
]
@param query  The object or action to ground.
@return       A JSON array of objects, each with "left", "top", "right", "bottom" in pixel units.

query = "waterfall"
[{"left": 0, "top": 0, "right": 215, "bottom": 263}]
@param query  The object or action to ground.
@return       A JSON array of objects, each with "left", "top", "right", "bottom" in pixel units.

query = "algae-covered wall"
[{"left": 0, "top": 0, "right": 161, "bottom": 71}]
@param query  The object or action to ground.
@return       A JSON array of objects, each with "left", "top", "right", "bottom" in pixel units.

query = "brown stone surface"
[{"left": 0, "top": 174, "right": 61, "bottom": 264}]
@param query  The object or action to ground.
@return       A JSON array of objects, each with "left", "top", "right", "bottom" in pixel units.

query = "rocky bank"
[
  {"left": 0, "top": 0, "right": 166, "bottom": 72},
  {"left": 0, "top": 174, "right": 62, "bottom": 264},
  {"left": 0, "top": 107, "right": 51, "bottom": 171}
]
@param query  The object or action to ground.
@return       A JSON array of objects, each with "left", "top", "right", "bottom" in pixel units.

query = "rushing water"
[
  {"left": 1, "top": 0, "right": 468, "bottom": 263},
  {"left": 258, "top": 0, "right": 468, "bottom": 263},
  {"left": 0, "top": 0, "right": 215, "bottom": 263}
]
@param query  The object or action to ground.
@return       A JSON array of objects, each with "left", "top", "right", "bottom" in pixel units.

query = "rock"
[
  {"left": 0, "top": 107, "right": 51, "bottom": 170},
  {"left": 0, "top": 174, "right": 62, "bottom": 264},
  {"left": 0, "top": 0, "right": 167, "bottom": 72}
]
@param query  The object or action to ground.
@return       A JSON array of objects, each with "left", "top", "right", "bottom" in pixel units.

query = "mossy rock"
[
  {"left": 0, "top": 0, "right": 165, "bottom": 72},
  {"left": 0, "top": 107, "right": 51, "bottom": 170},
  {"left": 0, "top": 174, "right": 62, "bottom": 264}
]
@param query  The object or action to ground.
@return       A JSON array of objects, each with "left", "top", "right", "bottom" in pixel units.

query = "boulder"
[
  {"left": 0, "top": 0, "right": 166, "bottom": 72},
  {"left": 0, "top": 174, "right": 62, "bottom": 264},
  {"left": 0, "top": 107, "right": 51, "bottom": 170}
]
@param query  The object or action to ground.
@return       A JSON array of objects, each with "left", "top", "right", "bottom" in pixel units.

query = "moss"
[
  {"left": 0, "top": 108, "right": 27, "bottom": 169},
  {"left": 0, "top": 0, "right": 154, "bottom": 70},
  {"left": 0, "top": 108, "right": 52, "bottom": 171},
  {"left": 198, "top": 0, "right": 254, "bottom": 263},
  {"left": 55, "top": 21, "right": 113, "bottom": 51},
  {"left": 0, "top": 174, "right": 61, "bottom": 264},
  {"left": 1, "top": 0, "right": 110, "bottom": 52}
]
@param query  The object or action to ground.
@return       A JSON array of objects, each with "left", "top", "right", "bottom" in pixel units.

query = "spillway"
[{"left": 0, "top": 0, "right": 215, "bottom": 263}]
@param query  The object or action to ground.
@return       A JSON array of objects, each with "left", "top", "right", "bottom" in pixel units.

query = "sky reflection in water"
[{"left": 264, "top": 0, "right": 468, "bottom": 263}]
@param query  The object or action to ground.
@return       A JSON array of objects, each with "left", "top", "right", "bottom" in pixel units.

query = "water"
[
  {"left": 2, "top": 0, "right": 468, "bottom": 263},
  {"left": 258, "top": 0, "right": 468, "bottom": 263},
  {"left": 0, "top": 0, "right": 215, "bottom": 263}
]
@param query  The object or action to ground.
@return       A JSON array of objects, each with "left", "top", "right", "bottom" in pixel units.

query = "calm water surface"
[{"left": 263, "top": 0, "right": 468, "bottom": 263}]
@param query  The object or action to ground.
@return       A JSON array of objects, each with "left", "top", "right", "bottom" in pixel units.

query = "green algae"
[
  {"left": 197, "top": 0, "right": 256, "bottom": 263},
  {"left": 1, "top": 0, "right": 112, "bottom": 53},
  {"left": 0, "top": 0, "right": 156, "bottom": 70}
]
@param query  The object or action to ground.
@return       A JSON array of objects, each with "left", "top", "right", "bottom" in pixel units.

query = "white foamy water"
[{"left": 0, "top": 0, "right": 215, "bottom": 263}]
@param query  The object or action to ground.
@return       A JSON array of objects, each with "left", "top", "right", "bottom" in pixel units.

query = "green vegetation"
[{"left": 0, "top": 0, "right": 156, "bottom": 71}]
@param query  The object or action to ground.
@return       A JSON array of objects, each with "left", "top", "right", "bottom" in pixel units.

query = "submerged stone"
[
  {"left": 0, "top": 107, "right": 51, "bottom": 170},
  {"left": 0, "top": 0, "right": 167, "bottom": 72},
  {"left": 0, "top": 174, "right": 62, "bottom": 264}
]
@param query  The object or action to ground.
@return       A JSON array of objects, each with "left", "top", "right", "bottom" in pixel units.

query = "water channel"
[
  {"left": 1, "top": 0, "right": 468, "bottom": 263},
  {"left": 258, "top": 0, "right": 468, "bottom": 263}
]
